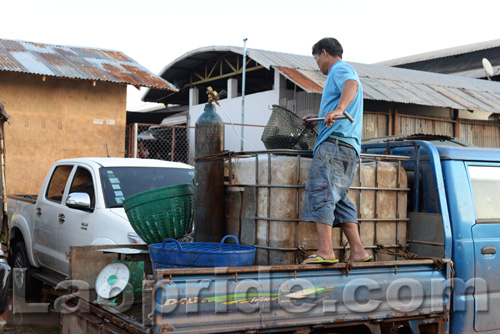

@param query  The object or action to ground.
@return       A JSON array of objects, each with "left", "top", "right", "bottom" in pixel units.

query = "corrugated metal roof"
[
  {"left": 350, "top": 62, "right": 500, "bottom": 112},
  {"left": 377, "top": 39, "right": 500, "bottom": 67},
  {"left": 0, "top": 38, "right": 176, "bottom": 91},
  {"left": 144, "top": 45, "right": 500, "bottom": 113},
  {"left": 444, "top": 67, "right": 494, "bottom": 79}
]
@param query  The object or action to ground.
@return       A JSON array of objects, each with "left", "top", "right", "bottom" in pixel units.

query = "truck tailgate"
[{"left": 153, "top": 260, "right": 451, "bottom": 333}]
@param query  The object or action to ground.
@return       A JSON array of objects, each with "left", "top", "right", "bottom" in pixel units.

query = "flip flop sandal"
[
  {"left": 302, "top": 254, "right": 339, "bottom": 265},
  {"left": 361, "top": 255, "right": 374, "bottom": 262}
]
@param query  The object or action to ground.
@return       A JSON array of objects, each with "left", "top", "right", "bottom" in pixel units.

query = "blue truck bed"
[{"left": 154, "top": 260, "right": 451, "bottom": 333}]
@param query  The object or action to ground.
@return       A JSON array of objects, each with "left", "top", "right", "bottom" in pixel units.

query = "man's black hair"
[{"left": 312, "top": 38, "right": 343, "bottom": 58}]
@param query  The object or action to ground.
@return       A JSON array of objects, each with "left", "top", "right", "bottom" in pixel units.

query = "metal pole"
[
  {"left": 133, "top": 123, "right": 138, "bottom": 158},
  {"left": 241, "top": 38, "right": 248, "bottom": 152}
]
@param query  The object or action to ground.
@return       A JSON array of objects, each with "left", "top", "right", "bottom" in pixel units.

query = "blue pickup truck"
[{"left": 150, "top": 138, "right": 500, "bottom": 334}]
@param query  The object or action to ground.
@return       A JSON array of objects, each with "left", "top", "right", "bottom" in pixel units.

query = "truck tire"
[{"left": 12, "top": 241, "right": 42, "bottom": 299}]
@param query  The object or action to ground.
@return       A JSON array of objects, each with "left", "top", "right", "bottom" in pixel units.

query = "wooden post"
[
  {"left": 394, "top": 106, "right": 400, "bottom": 135},
  {"left": 453, "top": 109, "right": 460, "bottom": 139},
  {"left": 388, "top": 103, "right": 394, "bottom": 136},
  {"left": 0, "top": 101, "right": 9, "bottom": 247}
]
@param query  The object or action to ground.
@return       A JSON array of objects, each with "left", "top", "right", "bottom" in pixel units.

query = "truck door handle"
[
  {"left": 36, "top": 207, "right": 42, "bottom": 216},
  {"left": 481, "top": 246, "right": 497, "bottom": 255},
  {"left": 58, "top": 214, "right": 65, "bottom": 224}
]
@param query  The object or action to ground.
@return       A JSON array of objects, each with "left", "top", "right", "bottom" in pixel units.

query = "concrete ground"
[{"left": 0, "top": 287, "right": 60, "bottom": 334}]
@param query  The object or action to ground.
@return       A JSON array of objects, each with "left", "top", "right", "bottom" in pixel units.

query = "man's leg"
[
  {"left": 341, "top": 222, "right": 370, "bottom": 262},
  {"left": 302, "top": 222, "right": 336, "bottom": 263}
]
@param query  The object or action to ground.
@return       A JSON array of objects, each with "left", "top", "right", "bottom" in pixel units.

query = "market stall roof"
[
  {"left": 0, "top": 38, "right": 177, "bottom": 91},
  {"left": 143, "top": 45, "right": 500, "bottom": 113}
]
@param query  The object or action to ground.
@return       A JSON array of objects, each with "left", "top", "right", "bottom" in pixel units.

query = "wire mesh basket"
[{"left": 261, "top": 105, "right": 317, "bottom": 150}]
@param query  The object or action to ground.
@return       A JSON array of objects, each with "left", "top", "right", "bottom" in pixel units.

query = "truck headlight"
[{"left": 128, "top": 232, "right": 146, "bottom": 245}]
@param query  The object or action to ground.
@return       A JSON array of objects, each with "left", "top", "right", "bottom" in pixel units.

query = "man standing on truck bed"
[{"left": 301, "top": 37, "right": 371, "bottom": 264}]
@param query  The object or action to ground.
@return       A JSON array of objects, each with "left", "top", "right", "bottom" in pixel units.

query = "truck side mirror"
[{"left": 66, "top": 192, "right": 92, "bottom": 210}]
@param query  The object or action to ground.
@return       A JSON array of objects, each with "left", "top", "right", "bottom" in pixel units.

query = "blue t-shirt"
[{"left": 314, "top": 60, "right": 363, "bottom": 155}]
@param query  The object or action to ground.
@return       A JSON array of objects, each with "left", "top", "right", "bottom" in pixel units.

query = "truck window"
[
  {"left": 69, "top": 167, "right": 95, "bottom": 209},
  {"left": 99, "top": 167, "right": 194, "bottom": 208},
  {"left": 46, "top": 165, "right": 73, "bottom": 203},
  {"left": 469, "top": 166, "right": 500, "bottom": 221}
]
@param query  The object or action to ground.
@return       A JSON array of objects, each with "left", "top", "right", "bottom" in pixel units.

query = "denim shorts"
[{"left": 301, "top": 140, "right": 358, "bottom": 226}]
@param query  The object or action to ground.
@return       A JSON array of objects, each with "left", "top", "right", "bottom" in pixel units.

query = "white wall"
[
  {"left": 458, "top": 109, "right": 494, "bottom": 120},
  {"left": 188, "top": 86, "right": 280, "bottom": 163}
]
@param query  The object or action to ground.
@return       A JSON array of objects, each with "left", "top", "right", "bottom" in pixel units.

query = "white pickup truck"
[{"left": 7, "top": 157, "right": 194, "bottom": 296}]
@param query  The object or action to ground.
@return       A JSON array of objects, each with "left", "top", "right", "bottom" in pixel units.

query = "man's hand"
[
  {"left": 324, "top": 109, "right": 344, "bottom": 128},
  {"left": 302, "top": 114, "right": 318, "bottom": 128}
]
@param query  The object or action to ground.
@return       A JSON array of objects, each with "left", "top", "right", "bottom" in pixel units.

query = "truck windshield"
[{"left": 99, "top": 167, "right": 194, "bottom": 208}]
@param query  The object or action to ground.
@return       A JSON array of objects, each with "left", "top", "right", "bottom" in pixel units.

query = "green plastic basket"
[{"left": 123, "top": 184, "right": 194, "bottom": 244}]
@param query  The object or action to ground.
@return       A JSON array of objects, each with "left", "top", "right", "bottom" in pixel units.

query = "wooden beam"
[
  {"left": 364, "top": 111, "right": 391, "bottom": 115},
  {"left": 193, "top": 72, "right": 204, "bottom": 81},
  {"left": 223, "top": 56, "right": 237, "bottom": 73},
  {"left": 398, "top": 113, "right": 457, "bottom": 123},
  {"left": 182, "top": 55, "right": 264, "bottom": 89},
  {"left": 460, "top": 119, "right": 500, "bottom": 127},
  {"left": 207, "top": 58, "right": 219, "bottom": 79},
  {"left": 183, "top": 64, "right": 264, "bottom": 88}
]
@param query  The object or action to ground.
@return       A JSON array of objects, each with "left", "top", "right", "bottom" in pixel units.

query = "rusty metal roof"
[
  {"left": 0, "top": 38, "right": 176, "bottom": 91},
  {"left": 143, "top": 45, "right": 500, "bottom": 113},
  {"left": 274, "top": 66, "right": 324, "bottom": 93}
]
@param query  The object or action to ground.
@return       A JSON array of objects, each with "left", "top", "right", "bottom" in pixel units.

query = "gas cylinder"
[{"left": 194, "top": 102, "right": 225, "bottom": 242}]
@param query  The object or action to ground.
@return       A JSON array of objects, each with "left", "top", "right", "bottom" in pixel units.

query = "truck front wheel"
[{"left": 12, "top": 241, "right": 42, "bottom": 299}]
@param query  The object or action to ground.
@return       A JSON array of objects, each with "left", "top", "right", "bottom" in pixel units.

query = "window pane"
[
  {"left": 69, "top": 167, "right": 95, "bottom": 209},
  {"left": 469, "top": 166, "right": 500, "bottom": 219},
  {"left": 46, "top": 166, "right": 73, "bottom": 203}
]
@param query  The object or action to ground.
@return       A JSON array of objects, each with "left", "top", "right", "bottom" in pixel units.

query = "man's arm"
[{"left": 324, "top": 80, "right": 359, "bottom": 128}]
